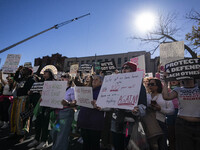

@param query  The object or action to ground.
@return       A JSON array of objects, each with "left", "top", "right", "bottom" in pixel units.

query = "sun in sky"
[{"left": 135, "top": 11, "right": 157, "bottom": 33}]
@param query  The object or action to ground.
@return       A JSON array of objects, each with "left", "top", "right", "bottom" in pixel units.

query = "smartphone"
[{"left": 151, "top": 101, "right": 157, "bottom": 105}]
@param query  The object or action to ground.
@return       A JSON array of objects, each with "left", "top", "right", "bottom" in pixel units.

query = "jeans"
[
  {"left": 51, "top": 108, "right": 74, "bottom": 150},
  {"left": 175, "top": 117, "right": 200, "bottom": 150}
]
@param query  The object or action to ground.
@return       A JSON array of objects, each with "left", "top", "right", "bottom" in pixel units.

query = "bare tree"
[
  {"left": 131, "top": 12, "right": 197, "bottom": 58},
  {"left": 185, "top": 9, "right": 200, "bottom": 54}
]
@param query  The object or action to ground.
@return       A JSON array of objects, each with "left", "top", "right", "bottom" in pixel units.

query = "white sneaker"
[
  {"left": 27, "top": 140, "right": 38, "bottom": 148},
  {"left": 36, "top": 141, "right": 48, "bottom": 149},
  {"left": 1, "top": 122, "right": 8, "bottom": 129}
]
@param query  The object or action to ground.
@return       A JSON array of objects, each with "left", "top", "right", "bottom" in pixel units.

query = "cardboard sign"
[
  {"left": 79, "top": 64, "right": 92, "bottom": 72},
  {"left": 74, "top": 86, "right": 93, "bottom": 108},
  {"left": 96, "top": 71, "right": 143, "bottom": 110},
  {"left": 30, "top": 82, "right": 44, "bottom": 93},
  {"left": 160, "top": 41, "right": 184, "bottom": 80},
  {"left": 70, "top": 64, "right": 79, "bottom": 78},
  {"left": 130, "top": 55, "right": 146, "bottom": 74},
  {"left": 2, "top": 54, "right": 21, "bottom": 73},
  {"left": 40, "top": 81, "right": 67, "bottom": 108},
  {"left": 165, "top": 58, "right": 200, "bottom": 81}
]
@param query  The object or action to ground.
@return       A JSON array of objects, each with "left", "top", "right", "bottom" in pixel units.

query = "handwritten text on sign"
[
  {"left": 40, "top": 81, "right": 67, "bottom": 108},
  {"left": 74, "top": 86, "right": 93, "bottom": 108},
  {"left": 2, "top": 54, "right": 21, "bottom": 73},
  {"left": 96, "top": 71, "right": 143, "bottom": 110}
]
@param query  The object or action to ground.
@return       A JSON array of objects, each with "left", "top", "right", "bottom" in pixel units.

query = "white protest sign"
[
  {"left": 33, "top": 66, "right": 39, "bottom": 73},
  {"left": 40, "top": 81, "right": 67, "bottom": 108},
  {"left": 74, "top": 86, "right": 93, "bottom": 108},
  {"left": 160, "top": 41, "right": 184, "bottom": 68},
  {"left": 2, "top": 54, "right": 21, "bottom": 73},
  {"left": 96, "top": 71, "right": 143, "bottom": 110},
  {"left": 160, "top": 41, "right": 185, "bottom": 80},
  {"left": 145, "top": 73, "right": 153, "bottom": 78}
]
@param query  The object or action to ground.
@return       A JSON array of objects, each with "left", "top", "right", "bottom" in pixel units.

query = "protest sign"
[
  {"left": 2, "top": 54, "right": 21, "bottom": 73},
  {"left": 100, "top": 60, "right": 116, "bottom": 71},
  {"left": 145, "top": 73, "right": 153, "bottom": 78},
  {"left": 130, "top": 55, "right": 145, "bottom": 75},
  {"left": 100, "top": 60, "right": 116, "bottom": 75},
  {"left": 70, "top": 64, "right": 79, "bottom": 78},
  {"left": 165, "top": 58, "right": 200, "bottom": 81},
  {"left": 40, "top": 81, "right": 67, "bottom": 108},
  {"left": 74, "top": 86, "right": 93, "bottom": 108},
  {"left": 160, "top": 41, "right": 184, "bottom": 79},
  {"left": 30, "top": 82, "right": 44, "bottom": 93},
  {"left": 24, "top": 62, "right": 32, "bottom": 68},
  {"left": 79, "top": 64, "right": 92, "bottom": 72},
  {"left": 32, "top": 66, "right": 40, "bottom": 73},
  {"left": 96, "top": 71, "right": 143, "bottom": 110},
  {"left": 160, "top": 41, "right": 184, "bottom": 66}
]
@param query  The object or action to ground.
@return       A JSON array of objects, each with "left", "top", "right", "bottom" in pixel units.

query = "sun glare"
[{"left": 135, "top": 12, "right": 156, "bottom": 32}]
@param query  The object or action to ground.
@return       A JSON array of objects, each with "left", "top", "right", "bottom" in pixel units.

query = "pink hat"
[{"left": 123, "top": 62, "right": 137, "bottom": 72}]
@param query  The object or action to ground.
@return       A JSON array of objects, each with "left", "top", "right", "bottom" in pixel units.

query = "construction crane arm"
[{"left": 0, "top": 13, "right": 90, "bottom": 54}]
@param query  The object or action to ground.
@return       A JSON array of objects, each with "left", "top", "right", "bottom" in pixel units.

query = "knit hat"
[{"left": 123, "top": 62, "right": 137, "bottom": 72}]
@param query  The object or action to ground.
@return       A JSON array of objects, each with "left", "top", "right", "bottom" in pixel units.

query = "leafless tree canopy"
[{"left": 131, "top": 12, "right": 198, "bottom": 58}]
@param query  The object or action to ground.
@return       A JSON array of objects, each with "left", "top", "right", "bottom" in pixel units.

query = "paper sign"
[
  {"left": 165, "top": 58, "right": 200, "bottom": 81},
  {"left": 145, "top": 73, "right": 153, "bottom": 78},
  {"left": 40, "top": 81, "right": 67, "bottom": 108},
  {"left": 79, "top": 64, "right": 93, "bottom": 72},
  {"left": 33, "top": 66, "right": 39, "bottom": 73},
  {"left": 96, "top": 71, "right": 143, "bottom": 110},
  {"left": 70, "top": 64, "right": 79, "bottom": 78},
  {"left": 74, "top": 86, "right": 93, "bottom": 108},
  {"left": 2, "top": 54, "right": 21, "bottom": 73}
]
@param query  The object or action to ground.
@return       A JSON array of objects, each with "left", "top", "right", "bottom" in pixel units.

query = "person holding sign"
[
  {"left": 51, "top": 73, "right": 76, "bottom": 150},
  {"left": 162, "top": 74, "right": 200, "bottom": 150},
  {"left": 111, "top": 62, "right": 147, "bottom": 150},
  {"left": 77, "top": 75, "right": 104, "bottom": 150},
  {"left": 10, "top": 66, "right": 34, "bottom": 141},
  {"left": 28, "top": 69, "right": 55, "bottom": 149},
  {"left": 0, "top": 72, "right": 15, "bottom": 129}
]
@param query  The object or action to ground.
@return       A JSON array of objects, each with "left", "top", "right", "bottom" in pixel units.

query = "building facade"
[
  {"left": 34, "top": 53, "right": 67, "bottom": 72},
  {"left": 34, "top": 51, "right": 159, "bottom": 76}
]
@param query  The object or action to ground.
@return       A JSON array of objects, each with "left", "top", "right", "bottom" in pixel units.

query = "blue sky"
[{"left": 0, "top": 0, "right": 199, "bottom": 68}]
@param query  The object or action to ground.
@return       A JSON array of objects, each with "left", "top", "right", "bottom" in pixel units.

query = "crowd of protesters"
[{"left": 0, "top": 60, "right": 199, "bottom": 150}]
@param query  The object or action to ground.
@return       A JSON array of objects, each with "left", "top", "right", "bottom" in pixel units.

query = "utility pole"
[{"left": 0, "top": 13, "right": 90, "bottom": 54}]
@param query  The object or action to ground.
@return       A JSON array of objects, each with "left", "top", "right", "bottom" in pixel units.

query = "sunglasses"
[
  {"left": 122, "top": 66, "right": 131, "bottom": 70},
  {"left": 148, "top": 83, "right": 157, "bottom": 86}
]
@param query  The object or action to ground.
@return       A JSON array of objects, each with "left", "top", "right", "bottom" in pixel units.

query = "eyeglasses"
[
  {"left": 122, "top": 66, "right": 131, "bottom": 70},
  {"left": 148, "top": 83, "right": 156, "bottom": 86}
]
